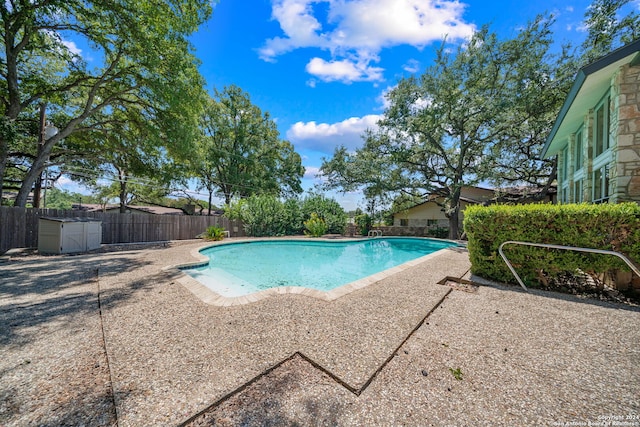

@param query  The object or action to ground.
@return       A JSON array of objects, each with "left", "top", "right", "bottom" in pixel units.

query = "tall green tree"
[
  {"left": 0, "top": 0, "right": 212, "bottom": 206},
  {"left": 581, "top": 0, "right": 640, "bottom": 63},
  {"left": 192, "top": 85, "right": 304, "bottom": 210},
  {"left": 65, "top": 105, "right": 177, "bottom": 212},
  {"left": 321, "top": 17, "right": 566, "bottom": 238}
]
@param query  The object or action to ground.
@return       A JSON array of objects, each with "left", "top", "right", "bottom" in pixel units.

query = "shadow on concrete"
[
  {"left": 472, "top": 275, "right": 640, "bottom": 313},
  {"left": 181, "top": 354, "right": 347, "bottom": 427},
  {"left": 0, "top": 251, "right": 153, "bottom": 347}
]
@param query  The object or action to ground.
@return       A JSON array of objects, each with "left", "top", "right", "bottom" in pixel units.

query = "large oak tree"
[
  {"left": 192, "top": 85, "right": 304, "bottom": 211},
  {"left": 0, "top": 0, "right": 212, "bottom": 206},
  {"left": 321, "top": 17, "right": 572, "bottom": 238}
]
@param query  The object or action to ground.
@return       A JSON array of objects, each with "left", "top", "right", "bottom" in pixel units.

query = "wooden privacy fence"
[{"left": 0, "top": 206, "right": 245, "bottom": 253}]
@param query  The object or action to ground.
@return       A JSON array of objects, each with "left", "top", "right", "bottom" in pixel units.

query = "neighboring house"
[
  {"left": 393, "top": 186, "right": 495, "bottom": 229},
  {"left": 541, "top": 39, "right": 640, "bottom": 204},
  {"left": 72, "top": 204, "right": 185, "bottom": 215}
]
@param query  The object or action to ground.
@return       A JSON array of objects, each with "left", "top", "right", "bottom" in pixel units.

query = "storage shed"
[{"left": 38, "top": 217, "right": 102, "bottom": 254}]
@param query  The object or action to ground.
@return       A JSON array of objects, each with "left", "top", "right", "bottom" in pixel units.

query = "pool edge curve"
[{"left": 165, "top": 236, "right": 462, "bottom": 306}]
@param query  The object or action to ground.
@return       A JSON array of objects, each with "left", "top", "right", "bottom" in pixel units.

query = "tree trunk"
[
  {"left": 448, "top": 208, "right": 460, "bottom": 240},
  {"left": 0, "top": 136, "right": 7, "bottom": 203},
  {"left": 32, "top": 175, "right": 42, "bottom": 208},
  {"left": 14, "top": 151, "right": 50, "bottom": 207},
  {"left": 448, "top": 186, "right": 462, "bottom": 239},
  {"left": 535, "top": 157, "right": 558, "bottom": 202},
  {"left": 3, "top": 30, "right": 23, "bottom": 204},
  {"left": 119, "top": 179, "right": 127, "bottom": 213},
  {"left": 14, "top": 126, "right": 68, "bottom": 207},
  {"left": 32, "top": 104, "right": 47, "bottom": 208},
  {"left": 207, "top": 189, "right": 213, "bottom": 216}
]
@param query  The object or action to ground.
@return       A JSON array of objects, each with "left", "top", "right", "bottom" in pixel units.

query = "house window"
[
  {"left": 592, "top": 165, "right": 610, "bottom": 203},
  {"left": 560, "top": 146, "right": 569, "bottom": 203},
  {"left": 400, "top": 218, "right": 408, "bottom": 226},
  {"left": 427, "top": 219, "right": 438, "bottom": 226},
  {"left": 594, "top": 95, "right": 610, "bottom": 159},
  {"left": 573, "top": 179, "right": 583, "bottom": 203},
  {"left": 574, "top": 128, "right": 583, "bottom": 171}
]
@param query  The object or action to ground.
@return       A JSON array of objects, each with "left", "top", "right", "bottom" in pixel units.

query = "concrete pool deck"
[{"left": 0, "top": 239, "right": 638, "bottom": 426}]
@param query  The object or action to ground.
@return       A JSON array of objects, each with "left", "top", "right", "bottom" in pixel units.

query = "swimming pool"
[{"left": 181, "top": 237, "right": 456, "bottom": 297}]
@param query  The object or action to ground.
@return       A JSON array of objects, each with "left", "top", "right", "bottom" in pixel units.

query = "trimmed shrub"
[{"left": 464, "top": 203, "right": 640, "bottom": 287}]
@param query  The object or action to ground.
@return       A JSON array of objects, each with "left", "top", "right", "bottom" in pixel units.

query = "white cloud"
[
  {"left": 61, "top": 39, "right": 82, "bottom": 56},
  {"left": 303, "top": 166, "right": 322, "bottom": 179},
  {"left": 287, "top": 114, "right": 382, "bottom": 152},
  {"left": 57, "top": 175, "right": 75, "bottom": 186},
  {"left": 55, "top": 175, "right": 93, "bottom": 195},
  {"left": 306, "top": 57, "right": 384, "bottom": 82},
  {"left": 376, "top": 85, "right": 396, "bottom": 110},
  {"left": 260, "top": 0, "right": 475, "bottom": 83},
  {"left": 42, "top": 30, "right": 83, "bottom": 58},
  {"left": 258, "top": 0, "right": 328, "bottom": 61},
  {"left": 327, "top": 0, "right": 474, "bottom": 50},
  {"left": 403, "top": 59, "right": 420, "bottom": 73}
]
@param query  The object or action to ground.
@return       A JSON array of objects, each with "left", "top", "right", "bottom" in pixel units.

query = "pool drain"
[{"left": 437, "top": 276, "right": 478, "bottom": 293}]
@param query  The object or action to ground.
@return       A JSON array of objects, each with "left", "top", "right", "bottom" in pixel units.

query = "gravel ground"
[
  {"left": 1, "top": 239, "right": 639, "bottom": 426},
  {"left": 184, "top": 283, "right": 640, "bottom": 426}
]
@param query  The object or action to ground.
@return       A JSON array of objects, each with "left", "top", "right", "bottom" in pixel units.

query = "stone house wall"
[{"left": 613, "top": 64, "right": 640, "bottom": 202}]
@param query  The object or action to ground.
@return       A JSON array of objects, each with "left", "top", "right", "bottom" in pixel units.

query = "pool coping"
[{"left": 164, "top": 236, "right": 462, "bottom": 306}]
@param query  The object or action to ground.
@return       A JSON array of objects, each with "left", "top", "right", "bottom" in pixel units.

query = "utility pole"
[{"left": 33, "top": 103, "right": 47, "bottom": 208}]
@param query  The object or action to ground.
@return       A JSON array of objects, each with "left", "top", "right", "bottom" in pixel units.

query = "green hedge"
[
  {"left": 224, "top": 194, "right": 347, "bottom": 237},
  {"left": 464, "top": 203, "right": 640, "bottom": 287}
]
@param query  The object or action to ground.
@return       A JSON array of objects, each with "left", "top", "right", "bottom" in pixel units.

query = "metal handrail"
[{"left": 498, "top": 240, "right": 640, "bottom": 292}]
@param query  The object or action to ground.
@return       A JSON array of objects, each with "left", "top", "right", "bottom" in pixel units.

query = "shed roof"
[{"left": 40, "top": 217, "right": 101, "bottom": 223}]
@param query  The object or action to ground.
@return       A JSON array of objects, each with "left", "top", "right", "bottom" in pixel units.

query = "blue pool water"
[{"left": 182, "top": 238, "right": 455, "bottom": 297}]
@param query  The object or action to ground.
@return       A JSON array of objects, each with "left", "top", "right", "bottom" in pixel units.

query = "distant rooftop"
[{"left": 72, "top": 204, "right": 185, "bottom": 215}]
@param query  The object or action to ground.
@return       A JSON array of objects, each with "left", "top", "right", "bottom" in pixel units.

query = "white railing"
[{"left": 498, "top": 240, "right": 640, "bottom": 292}]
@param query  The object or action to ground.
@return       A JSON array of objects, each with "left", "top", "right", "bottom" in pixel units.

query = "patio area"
[{"left": 1, "top": 239, "right": 638, "bottom": 426}]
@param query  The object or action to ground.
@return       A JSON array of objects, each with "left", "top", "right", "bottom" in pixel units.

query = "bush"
[
  {"left": 224, "top": 194, "right": 347, "bottom": 237},
  {"left": 464, "top": 203, "right": 640, "bottom": 287},
  {"left": 203, "top": 225, "right": 225, "bottom": 241},
  {"left": 301, "top": 194, "right": 347, "bottom": 234},
  {"left": 224, "top": 195, "right": 288, "bottom": 237},
  {"left": 304, "top": 213, "right": 327, "bottom": 237},
  {"left": 354, "top": 213, "right": 372, "bottom": 236},
  {"left": 427, "top": 226, "right": 449, "bottom": 239},
  {"left": 282, "top": 198, "right": 304, "bottom": 235}
]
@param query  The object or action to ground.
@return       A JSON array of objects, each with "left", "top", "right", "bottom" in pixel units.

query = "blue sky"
[{"left": 60, "top": 0, "right": 620, "bottom": 210}]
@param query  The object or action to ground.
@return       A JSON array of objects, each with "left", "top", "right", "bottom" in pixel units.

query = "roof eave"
[
  {"left": 541, "top": 39, "right": 640, "bottom": 159},
  {"left": 541, "top": 70, "right": 587, "bottom": 158}
]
